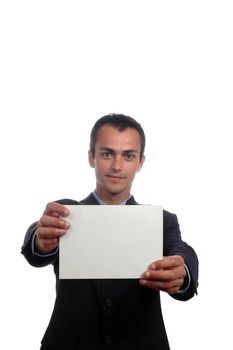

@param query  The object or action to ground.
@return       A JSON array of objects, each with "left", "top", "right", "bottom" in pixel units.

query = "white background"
[{"left": 1, "top": 1, "right": 232, "bottom": 349}]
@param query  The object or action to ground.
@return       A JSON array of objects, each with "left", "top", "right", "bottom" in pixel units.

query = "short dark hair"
[{"left": 90, "top": 113, "right": 146, "bottom": 160}]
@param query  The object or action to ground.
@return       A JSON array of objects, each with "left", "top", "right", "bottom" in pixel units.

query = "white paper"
[{"left": 59, "top": 205, "right": 163, "bottom": 279}]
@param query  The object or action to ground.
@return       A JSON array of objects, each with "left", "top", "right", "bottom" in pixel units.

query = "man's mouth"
[{"left": 105, "top": 174, "right": 126, "bottom": 180}]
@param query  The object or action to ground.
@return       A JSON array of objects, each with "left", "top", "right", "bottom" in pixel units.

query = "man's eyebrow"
[
  {"left": 99, "top": 148, "right": 139, "bottom": 153},
  {"left": 99, "top": 147, "right": 115, "bottom": 152},
  {"left": 123, "top": 149, "right": 139, "bottom": 154}
]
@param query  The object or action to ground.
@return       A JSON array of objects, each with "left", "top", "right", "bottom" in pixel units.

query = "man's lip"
[{"left": 106, "top": 174, "right": 126, "bottom": 179}]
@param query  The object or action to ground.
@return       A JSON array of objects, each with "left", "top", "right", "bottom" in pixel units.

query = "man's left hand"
[{"left": 139, "top": 255, "right": 187, "bottom": 295}]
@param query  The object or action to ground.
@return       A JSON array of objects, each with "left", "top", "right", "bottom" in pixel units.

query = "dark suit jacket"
[{"left": 21, "top": 193, "right": 198, "bottom": 350}]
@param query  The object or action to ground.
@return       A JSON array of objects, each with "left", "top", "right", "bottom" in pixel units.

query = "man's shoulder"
[
  {"left": 163, "top": 209, "right": 179, "bottom": 229},
  {"left": 55, "top": 193, "right": 99, "bottom": 206},
  {"left": 55, "top": 198, "right": 80, "bottom": 205},
  {"left": 163, "top": 209, "right": 177, "bottom": 219}
]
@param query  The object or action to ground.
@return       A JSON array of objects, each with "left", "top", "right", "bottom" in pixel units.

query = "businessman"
[{"left": 21, "top": 113, "right": 199, "bottom": 350}]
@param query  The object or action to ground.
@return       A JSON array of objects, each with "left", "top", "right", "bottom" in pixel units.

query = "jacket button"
[
  {"left": 106, "top": 298, "right": 112, "bottom": 307},
  {"left": 105, "top": 336, "right": 112, "bottom": 344}
]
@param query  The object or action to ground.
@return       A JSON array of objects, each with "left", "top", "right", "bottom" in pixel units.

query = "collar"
[{"left": 93, "top": 191, "right": 132, "bottom": 205}]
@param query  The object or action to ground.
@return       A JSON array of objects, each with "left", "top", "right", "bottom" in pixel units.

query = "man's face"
[{"left": 88, "top": 124, "right": 145, "bottom": 203}]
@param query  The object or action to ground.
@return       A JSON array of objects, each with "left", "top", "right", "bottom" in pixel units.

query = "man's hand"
[
  {"left": 35, "top": 202, "right": 70, "bottom": 254},
  {"left": 139, "top": 256, "right": 187, "bottom": 295}
]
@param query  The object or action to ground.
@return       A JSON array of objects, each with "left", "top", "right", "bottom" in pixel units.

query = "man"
[{"left": 21, "top": 114, "right": 198, "bottom": 350}]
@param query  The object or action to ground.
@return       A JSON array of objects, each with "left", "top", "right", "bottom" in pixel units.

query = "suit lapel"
[
  {"left": 80, "top": 193, "right": 138, "bottom": 206},
  {"left": 126, "top": 196, "right": 138, "bottom": 205},
  {"left": 79, "top": 193, "right": 100, "bottom": 205}
]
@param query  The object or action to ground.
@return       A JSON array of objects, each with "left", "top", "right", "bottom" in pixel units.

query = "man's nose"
[{"left": 111, "top": 155, "right": 123, "bottom": 171}]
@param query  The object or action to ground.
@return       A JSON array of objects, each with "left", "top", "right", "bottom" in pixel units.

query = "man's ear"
[
  {"left": 137, "top": 155, "right": 145, "bottom": 172},
  {"left": 88, "top": 150, "right": 95, "bottom": 168}
]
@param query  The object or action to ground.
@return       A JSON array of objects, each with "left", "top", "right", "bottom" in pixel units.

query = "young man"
[{"left": 21, "top": 114, "right": 198, "bottom": 350}]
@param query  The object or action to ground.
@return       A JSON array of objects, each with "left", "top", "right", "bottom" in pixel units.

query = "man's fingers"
[
  {"left": 144, "top": 266, "right": 186, "bottom": 282},
  {"left": 43, "top": 202, "right": 70, "bottom": 217},
  {"left": 151, "top": 256, "right": 184, "bottom": 270},
  {"left": 36, "top": 227, "right": 67, "bottom": 239},
  {"left": 139, "top": 255, "right": 187, "bottom": 293},
  {"left": 140, "top": 277, "right": 184, "bottom": 290},
  {"left": 38, "top": 215, "right": 70, "bottom": 230},
  {"left": 35, "top": 202, "right": 70, "bottom": 254},
  {"left": 35, "top": 235, "right": 59, "bottom": 253}
]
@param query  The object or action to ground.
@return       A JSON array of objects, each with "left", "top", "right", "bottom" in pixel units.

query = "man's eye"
[
  {"left": 124, "top": 153, "right": 135, "bottom": 160},
  {"left": 102, "top": 152, "right": 112, "bottom": 158}
]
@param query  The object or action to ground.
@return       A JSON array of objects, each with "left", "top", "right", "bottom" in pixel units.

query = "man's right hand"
[{"left": 35, "top": 202, "right": 70, "bottom": 254}]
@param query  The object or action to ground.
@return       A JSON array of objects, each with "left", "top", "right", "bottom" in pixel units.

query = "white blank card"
[{"left": 59, "top": 205, "right": 162, "bottom": 279}]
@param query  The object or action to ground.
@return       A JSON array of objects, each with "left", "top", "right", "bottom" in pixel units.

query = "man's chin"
[{"left": 104, "top": 184, "right": 128, "bottom": 196}]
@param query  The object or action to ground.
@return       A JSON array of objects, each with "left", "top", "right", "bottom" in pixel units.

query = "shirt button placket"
[{"left": 104, "top": 297, "right": 113, "bottom": 345}]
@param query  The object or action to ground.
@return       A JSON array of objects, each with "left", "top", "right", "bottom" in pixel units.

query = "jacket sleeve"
[
  {"left": 21, "top": 221, "right": 59, "bottom": 267},
  {"left": 163, "top": 210, "right": 199, "bottom": 301}
]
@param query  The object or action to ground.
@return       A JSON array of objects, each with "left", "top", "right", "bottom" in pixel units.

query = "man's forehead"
[
  {"left": 96, "top": 137, "right": 141, "bottom": 154},
  {"left": 96, "top": 124, "right": 140, "bottom": 142}
]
